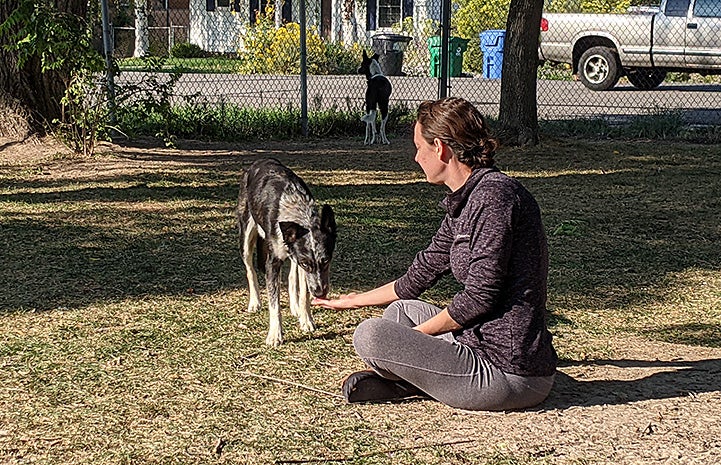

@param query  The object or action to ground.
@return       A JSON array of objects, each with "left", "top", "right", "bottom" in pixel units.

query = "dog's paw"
[
  {"left": 265, "top": 330, "right": 283, "bottom": 346},
  {"left": 246, "top": 301, "right": 261, "bottom": 313},
  {"left": 298, "top": 317, "right": 316, "bottom": 333}
]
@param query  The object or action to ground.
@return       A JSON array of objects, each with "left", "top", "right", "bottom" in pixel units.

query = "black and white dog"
[
  {"left": 358, "top": 50, "right": 392, "bottom": 145},
  {"left": 236, "top": 158, "right": 337, "bottom": 346}
]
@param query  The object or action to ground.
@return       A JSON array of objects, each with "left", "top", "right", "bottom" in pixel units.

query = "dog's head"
[
  {"left": 279, "top": 204, "right": 337, "bottom": 298},
  {"left": 358, "top": 50, "right": 383, "bottom": 77}
]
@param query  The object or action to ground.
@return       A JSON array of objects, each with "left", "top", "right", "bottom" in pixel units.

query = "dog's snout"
[{"left": 310, "top": 282, "right": 330, "bottom": 299}]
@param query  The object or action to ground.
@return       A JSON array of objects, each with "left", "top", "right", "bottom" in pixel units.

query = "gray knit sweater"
[{"left": 394, "top": 167, "right": 557, "bottom": 377}]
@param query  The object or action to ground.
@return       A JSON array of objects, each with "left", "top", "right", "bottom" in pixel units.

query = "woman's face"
[{"left": 413, "top": 122, "right": 445, "bottom": 185}]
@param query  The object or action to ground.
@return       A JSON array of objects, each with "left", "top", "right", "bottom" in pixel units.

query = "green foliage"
[
  {"left": 537, "top": 110, "right": 721, "bottom": 142},
  {"left": 237, "top": 7, "right": 361, "bottom": 75},
  {"left": 116, "top": 99, "right": 413, "bottom": 142},
  {"left": 323, "top": 41, "right": 364, "bottom": 75},
  {"left": 544, "top": 0, "right": 632, "bottom": 13},
  {"left": 0, "top": 0, "right": 103, "bottom": 75},
  {"left": 54, "top": 70, "right": 111, "bottom": 156},
  {"left": 0, "top": 0, "right": 106, "bottom": 153},
  {"left": 537, "top": 61, "right": 573, "bottom": 81},
  {"left": 115, "top": 57, "right": 186, "bottom": 147},
  {"left": 452, "top": 0, "right": 511, "bottom": 73},
  {"left": 170, "top": 42, "right": 206, "bottom": 59}
]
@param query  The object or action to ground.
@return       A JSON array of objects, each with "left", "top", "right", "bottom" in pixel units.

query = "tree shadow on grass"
[
  {"left": 541, "top": 357, "right": 721, "bottom": 410},
  {"left": 0, "top": 176, "right": 440, "bottom": 313}
]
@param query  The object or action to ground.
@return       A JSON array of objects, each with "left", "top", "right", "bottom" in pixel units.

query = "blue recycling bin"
[{"left": 480, "top": 30, "right": 506, "bottom": 79}]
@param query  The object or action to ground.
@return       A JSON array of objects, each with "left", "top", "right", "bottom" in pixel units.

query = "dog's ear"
[
  {"left": 279, "top": 221, "right": 309, "bottom": 244},
  {"left": 363, "top": 50, "right": 369, "bottom": 59},
  {"left": 320, "top": 205, "right": 336, "bottom": 235}
]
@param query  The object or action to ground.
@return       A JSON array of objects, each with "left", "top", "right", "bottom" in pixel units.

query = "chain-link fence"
[{"left": 107, "top": 0, "right": 721, "bottom": 125}]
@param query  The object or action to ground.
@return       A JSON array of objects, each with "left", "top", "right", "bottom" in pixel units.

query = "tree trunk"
[
  {"left": 497, "top": 0, "right": 543, "bottom": 147},
  {"left": 0, "top": 0, "right": 89, "bottom": 128},
  {"left": 134, "top": 0, "right": 149, "bottom": 57}
]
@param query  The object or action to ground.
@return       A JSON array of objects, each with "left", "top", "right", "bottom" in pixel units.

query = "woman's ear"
[{"left": 434, "top": 138, "right": 453, "bottom": 162}]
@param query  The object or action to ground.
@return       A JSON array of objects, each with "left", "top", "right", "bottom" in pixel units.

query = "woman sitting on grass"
[{"left": 313, "top": 97, "right": 557, "bottom": 411}]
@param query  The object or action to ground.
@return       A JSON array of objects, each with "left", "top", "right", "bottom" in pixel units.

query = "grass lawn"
[
  {"left": 118, "top": 57, "right": 246, "bottom": 73},
  {"left": 1, "top": 134, "right": 720, "bottom": 464}
]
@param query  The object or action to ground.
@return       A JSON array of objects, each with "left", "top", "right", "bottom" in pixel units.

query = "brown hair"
[{"left": 416, "top": 97, "right": 498, "bottom": 169}]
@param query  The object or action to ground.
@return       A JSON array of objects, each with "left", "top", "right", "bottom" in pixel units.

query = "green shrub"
[
  {"left": 538, "top": 61, "right": 573, "bottom": 80},
  {"left": 453, "top": 0, "right": 511, "bottom": 74},
  {"left": 237, "top": 7, "right": 360, "bottom": 75},
  {"left": 116, "top": 100, "right": 414, "bottom": 142},
  {"left": 323, "top": 42, "right": 364, "bottom": 75},
  {"left": 544, "top": 0, "right": 631, "bottom": 13},
  {"left": 170, "top": 42, "right": 206, "bottom": 59}
]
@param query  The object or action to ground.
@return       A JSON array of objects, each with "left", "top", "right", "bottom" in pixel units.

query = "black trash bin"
[{"left": 371, "top": 33, "right": 412, "bottom": 76}]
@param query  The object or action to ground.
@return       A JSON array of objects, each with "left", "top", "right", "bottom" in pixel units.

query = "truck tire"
[
  {"left": 578, "top": 46, "right": 621, "bottom": 91},
  {"left": 626, "top": 68, "right": 667, "bottom": 90}
]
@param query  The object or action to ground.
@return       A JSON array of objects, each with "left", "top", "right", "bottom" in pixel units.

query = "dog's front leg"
[
  {"left": 265, "top": 257, "right": 284, "bottom": 346},
  {"left": 242, "top": 222, "right": 262, "bottom": 313},
  {"left": 294, "top": 266, "right": 315, "bottom": 333}
]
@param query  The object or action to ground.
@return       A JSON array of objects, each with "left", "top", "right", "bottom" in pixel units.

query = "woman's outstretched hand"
[
  {"left": 312, "top": 293, "right": 361, "bottom": 310},
  {"left": 312, "top": 281, "right": 399, "bottom": 311}
]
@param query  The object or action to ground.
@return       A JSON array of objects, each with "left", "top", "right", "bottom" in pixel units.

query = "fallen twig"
[
  {"left": 214, "top": 437, "right": 226, "bottom": 457},
  {"left": 239, "top": 370, "right": 343, "bottom": 399},
  {"left": 274, "top": 439, "right": 475, "bottom": 464}
]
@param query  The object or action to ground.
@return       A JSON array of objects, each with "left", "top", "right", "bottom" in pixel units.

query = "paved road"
[{"left": 117, "top": 72, "right": 721, "bottom": 124}]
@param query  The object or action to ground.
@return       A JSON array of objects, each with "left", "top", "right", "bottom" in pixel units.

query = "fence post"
[
  {"left": 100, "top": 0, "right": 117, "bottom": 124},
  {"left": 437, "top": 0, "right": 451, "bottom": 98},
  {"left": 299, "top": 0, "right": 309, "bottom": 137}
]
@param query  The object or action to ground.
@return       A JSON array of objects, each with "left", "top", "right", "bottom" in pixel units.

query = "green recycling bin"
[{"left": 428, "top": 36, "right": 470, "bottom": 77}]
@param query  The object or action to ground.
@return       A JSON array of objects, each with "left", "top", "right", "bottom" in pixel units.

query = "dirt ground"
[{"left": 2, "top": 135, "right": 720, "bottom": 465}]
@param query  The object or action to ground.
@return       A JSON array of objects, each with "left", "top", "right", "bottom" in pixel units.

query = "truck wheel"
[
  {"left": 578, "top": 46, "right": 621, "bottom": 91},
  {"left": 626, "top": 69, "right": 667, "bottom": 90}
]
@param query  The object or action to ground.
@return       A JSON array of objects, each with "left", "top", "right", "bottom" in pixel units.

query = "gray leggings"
[{"left": 353, "top": 300, "right": 555, "bottom": 411}]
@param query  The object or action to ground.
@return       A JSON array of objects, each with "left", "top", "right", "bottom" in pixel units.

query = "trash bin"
[
  {"left": 428, "top": 36, "right": 470, "bottom": 77},
  {"left": 480, "top": 29, "right": 506, "bottom": 79},
  {"left": 371, "top": 33, "right": 412, "bottom": 76}
]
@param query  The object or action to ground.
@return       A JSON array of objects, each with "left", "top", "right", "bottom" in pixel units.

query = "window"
[
  {"left": 378, "top": 0, "right": 401, "bottom": 28},
  {"left": 664, "top": 0, "right": 690, "bottom": 17},
  {"left": 693, "top": 0, "right": 720, "bottom": 18},
  {"left": 206, "top": 0, "right": 238, "bottom": 11},
  {"left": 366, "top": 0, "right": 412, "bottom": 30}
]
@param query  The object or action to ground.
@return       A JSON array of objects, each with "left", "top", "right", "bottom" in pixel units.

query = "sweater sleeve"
[
  {"left": 446, "top": 182, "right": 516, "bottom": 327},
  {"left": 394, "top": 214, "right": 454, "bottom": 299}
]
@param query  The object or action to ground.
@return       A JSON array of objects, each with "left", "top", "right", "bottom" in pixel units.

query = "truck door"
[
  {"left": 652, "top": 0, "right": 691, "bottom": 68},
  {"left": 685, "top": 0, "right": 721, "bottom": 67}
]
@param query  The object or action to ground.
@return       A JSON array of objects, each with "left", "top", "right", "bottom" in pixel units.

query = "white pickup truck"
[{"left": 539, "top": 0, "right": 721, "bottom": 90}]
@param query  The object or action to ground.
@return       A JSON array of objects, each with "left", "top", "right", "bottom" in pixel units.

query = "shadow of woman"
[{"left": 540, "top": 358, "right": 721, "bottom": 410}]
